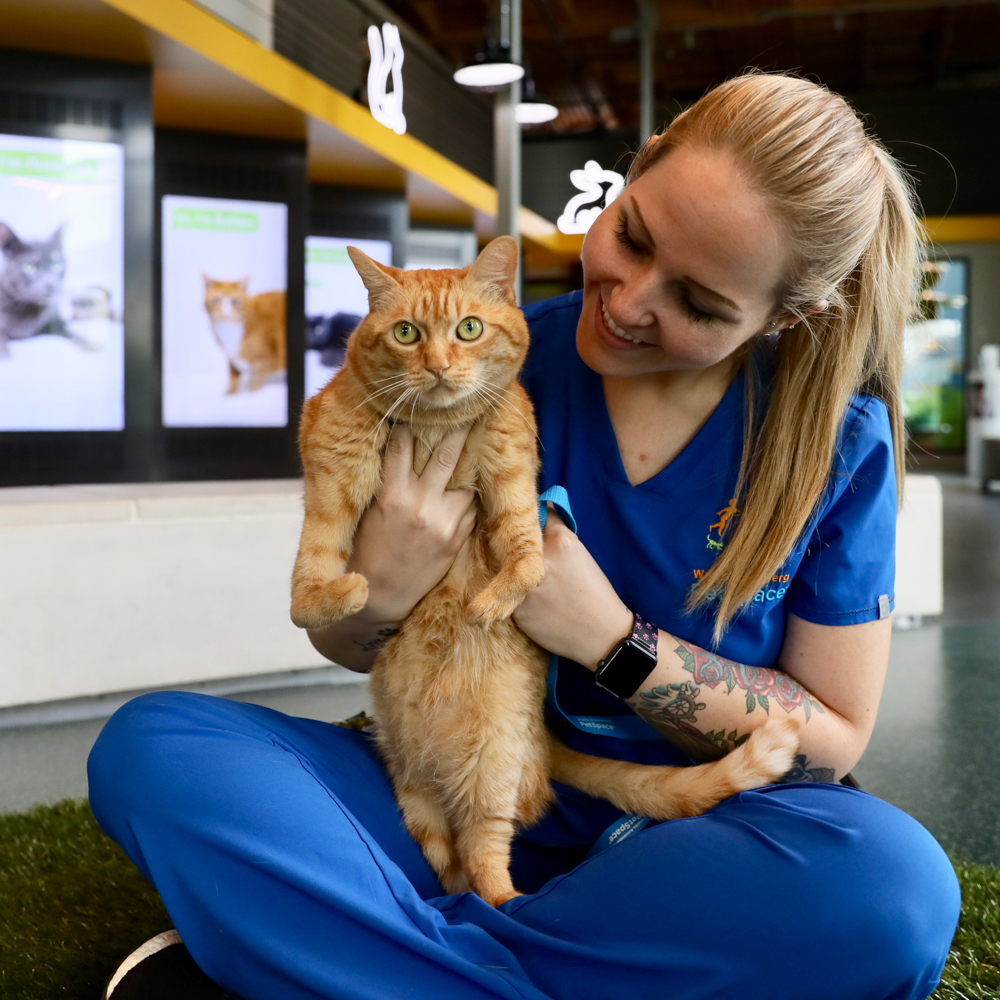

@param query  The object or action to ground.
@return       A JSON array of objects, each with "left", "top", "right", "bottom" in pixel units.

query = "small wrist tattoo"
[{"left": 353, "top": 626, "right": 401, "bottom": 653}]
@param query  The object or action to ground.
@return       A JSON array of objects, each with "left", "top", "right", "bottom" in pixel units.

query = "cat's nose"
[{"left": 427, "top": 363, "right": 450, "bottom": 380}]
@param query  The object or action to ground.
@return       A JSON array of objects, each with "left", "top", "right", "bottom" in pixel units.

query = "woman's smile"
[{"left": 594, "top": 294, "right": 656, "bottom": 351}]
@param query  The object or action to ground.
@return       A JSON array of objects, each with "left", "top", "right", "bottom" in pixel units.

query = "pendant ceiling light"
[
  {"left": 453, "top": 38, "right": 524, "bottom": 91},
  {"left": 515, "top": 76, "right": 558, "bottom": 124}
]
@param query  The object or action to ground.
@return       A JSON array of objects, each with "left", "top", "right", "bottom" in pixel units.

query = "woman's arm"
[
  {"left": 307, "top": 423, "right": 477, "bottom": 672},
  {"left": 511, "top": 512, "right": 891, "bottom": 780}
]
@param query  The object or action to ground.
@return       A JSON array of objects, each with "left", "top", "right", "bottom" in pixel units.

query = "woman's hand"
[
  {"left": 348, "top": 423, "right": 477, "bottom": 622},
  {"left": 308, "top": 423, "right": 476, "bottom": 670},
  {"left": 512, "top": 511, "right": 633, "bottom": 669}
]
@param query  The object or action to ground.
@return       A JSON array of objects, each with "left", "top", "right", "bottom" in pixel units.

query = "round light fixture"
[
  {"left": 453, "top": 39, "right": 524, "bottom": 91},
  {"left": 454, "top": 61, "right": 524, "bottom": 89},
  {"left": 515, "top": 100, "right": 558, "bottom": 124}
]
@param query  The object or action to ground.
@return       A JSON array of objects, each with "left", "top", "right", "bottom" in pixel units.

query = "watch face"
[{"left": 596, "top": 638, "right": 658, "bottom": 700}]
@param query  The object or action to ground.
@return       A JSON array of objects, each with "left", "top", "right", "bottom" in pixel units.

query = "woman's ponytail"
[{"left": 629, "top": 73, "right": 922, "bottom": 643}]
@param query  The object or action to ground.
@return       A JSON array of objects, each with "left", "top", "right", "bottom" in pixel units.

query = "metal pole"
[
  {"left": 638, "top": 0, "right": 656, "bottom": 144},
  {"left": 494, "top": 0, "right": 522, "bottom": 301}
]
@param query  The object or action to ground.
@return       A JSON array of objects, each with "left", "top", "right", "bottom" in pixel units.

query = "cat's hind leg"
[
  {"left": 454, "top": 812, "right": 519, "bottom": 907},
  {"left": 450, "top": 750, "right": 524, "bottom": 907},
  {"left": 395, "top": 782, "right": 468, "bottom": 895}
]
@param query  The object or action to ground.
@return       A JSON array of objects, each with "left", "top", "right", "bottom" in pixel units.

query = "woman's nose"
[{"left": 606, "top": 282, "right": 658, "bottom": 329}]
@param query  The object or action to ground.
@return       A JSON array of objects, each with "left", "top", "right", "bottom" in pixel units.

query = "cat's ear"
[
  {"left": 48, "top": 224, "right": 64, "bottom": 247},
  {"left": 347, "top": 246, "right": 400, "bottom": 310},
  {"left": 467, "top": 236, "right": 518, "bottom": 305},
  {"left": 0, "top": 223, "right": 21, "bottom": 254}
]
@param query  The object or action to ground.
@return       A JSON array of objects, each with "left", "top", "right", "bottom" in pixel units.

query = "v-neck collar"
[{"left": 578, "top": 353, "right": 744, "bottom": 499}]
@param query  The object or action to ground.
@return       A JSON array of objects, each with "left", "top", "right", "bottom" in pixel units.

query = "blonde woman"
[{"left": 92, "top": 74, "right": 958, "bottom": 1000}]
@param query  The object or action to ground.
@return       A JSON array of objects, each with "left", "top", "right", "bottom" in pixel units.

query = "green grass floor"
[{"left": 2, "top": 800, "right": 999, "bottom": 1000}]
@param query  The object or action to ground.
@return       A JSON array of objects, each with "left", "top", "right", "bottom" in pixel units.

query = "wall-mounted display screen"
[
  {"left": 162, "top": 195, "right": 288, "bottom": 428},
  {"left": 305, "top": 235, "right": 392, "bottom": 400},
  {"left": 0, "top": 133, "right": 124, "bottom": 431},
  {"left": 903, "top": 259, "right": 968, "bottom": 452}
]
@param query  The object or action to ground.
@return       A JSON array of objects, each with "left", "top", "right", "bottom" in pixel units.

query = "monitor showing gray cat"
[{"left": 0, "top": 132, "right": 124, "bottom": 431}]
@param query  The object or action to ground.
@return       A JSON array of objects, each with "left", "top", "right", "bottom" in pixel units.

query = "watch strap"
[
  {"left": 593, "top": 612, "right": 659, "bottom": 700},
  {"left": 629, "top": 613, "right": 658, "bottom": 656}
]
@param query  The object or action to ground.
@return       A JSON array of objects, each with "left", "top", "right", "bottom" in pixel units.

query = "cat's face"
[
  {"left": 203, "top": 277, "right": 248, "bottom": 322},
  {"left": 346, "top": 237, "right": 527, "bottom": 418},
  {"left": 0, "top": 223, "right": 65, "bottom": 302}
]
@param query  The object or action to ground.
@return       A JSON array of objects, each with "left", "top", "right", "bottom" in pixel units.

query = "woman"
[{"left": 91, "top": 74, "right": 959, "bottom": 1000}]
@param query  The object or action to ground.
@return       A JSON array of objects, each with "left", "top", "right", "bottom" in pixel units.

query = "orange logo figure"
[{"left": 706, "top": 497, "right": 740, "bottom": 552}]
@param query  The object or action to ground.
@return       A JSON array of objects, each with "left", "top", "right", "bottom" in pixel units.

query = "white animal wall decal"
[
  {"left": 556, "top": 160, "right": 626, "bottom": 234},
  {"left": 367, "top": 22, "right": 407, "bottom": 135}
]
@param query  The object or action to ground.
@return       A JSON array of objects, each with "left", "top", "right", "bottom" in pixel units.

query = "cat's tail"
[{"left": 547, "top": 718, "right": 800, "bottom": 821}]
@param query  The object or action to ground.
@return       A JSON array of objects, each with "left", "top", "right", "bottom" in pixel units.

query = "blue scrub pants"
[{"left": 88, "top": 692, "right": 960, "bottom": 1000}]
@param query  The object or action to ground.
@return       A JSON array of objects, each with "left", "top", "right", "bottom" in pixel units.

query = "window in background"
[
  {"left": 0, "top": 134, "right": 124, "bottom": 432},
  {"left": 161, "top": 195, "right": 288, "bottom": 428},
  {"left": 304, "top": 235, "right": 392, "bottom": 400},
  {"left": 903, "top": 259, "right": 968, "bottom": 453}
]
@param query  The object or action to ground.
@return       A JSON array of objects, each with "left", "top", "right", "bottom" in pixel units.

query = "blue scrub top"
[{"left": 520, "top": 291, "right": 897, "bottom": 767}]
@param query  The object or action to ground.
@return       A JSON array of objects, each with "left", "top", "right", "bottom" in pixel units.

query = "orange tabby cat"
[
  {"left": 291, "top": 237, "right": 798, "bottom": 906},
  {"left": 202, "top": 276, "right": 286, "bottom": 394}
]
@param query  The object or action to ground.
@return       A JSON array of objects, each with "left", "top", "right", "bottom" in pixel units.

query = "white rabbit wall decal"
[
  {"left": 556, "top": 160, "right": 625, "bottom": 235},
  {"left": 367, "top": 23, "right": 407, "bottom": 136}
]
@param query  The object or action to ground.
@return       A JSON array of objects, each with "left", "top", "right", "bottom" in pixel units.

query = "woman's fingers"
[
  {"left": 420, "top": 424, "right": 472, "bottom": 491},
  {"left": 382, "top": 422, "right": 414, "bottom": 488}
]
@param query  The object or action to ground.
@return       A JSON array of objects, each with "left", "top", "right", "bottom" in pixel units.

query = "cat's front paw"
[
  {"left": 467, "top": 586, "right": 521, "bottom": 626},
  {"left": 291, "top": 572, "right": 369, "bottom": 629}
]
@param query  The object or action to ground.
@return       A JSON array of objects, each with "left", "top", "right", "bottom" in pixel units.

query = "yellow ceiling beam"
[
  {"left": 923, "top": 215, "right": 1000, "bottom": 244},
  {"left": 99, "top": 0, "right": 498, "bottom": 214},
  {"left": 95, "top": 0, "right": 584, "bottom": 259}
]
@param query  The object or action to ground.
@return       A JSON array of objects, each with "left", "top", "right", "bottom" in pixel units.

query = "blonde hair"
[{"left": 627, "top": 73, "right": 920, "bottom": 642}]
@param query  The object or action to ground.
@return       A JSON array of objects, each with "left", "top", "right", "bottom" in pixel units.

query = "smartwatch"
[{"left": 593, "top": 612, "right": 659, "bottom": 700}]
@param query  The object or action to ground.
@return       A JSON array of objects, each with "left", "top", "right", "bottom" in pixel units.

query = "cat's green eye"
[
  {"left": 393, "top": 321, "right": 419, "bottom": 344},
  {"left": 457, "top": 317, "right": 483, "bottom": 342}
]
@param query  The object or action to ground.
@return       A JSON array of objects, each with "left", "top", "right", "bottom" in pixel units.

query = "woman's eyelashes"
[
  {"left": 679, "top": 290, "right": 716, "bottom": 324},
  {"left": 614, "top": 215, "right": 650, "bottom": 257},
  {"left": 613, "top": 212, "right": 718, "bottom": 325}
]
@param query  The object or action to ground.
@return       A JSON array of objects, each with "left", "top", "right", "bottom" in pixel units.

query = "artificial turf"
[{"left": 1, "top": 799, "right": 998, "bottom": 1000}]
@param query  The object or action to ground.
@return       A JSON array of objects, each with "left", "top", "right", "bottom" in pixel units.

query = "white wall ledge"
[
  {"left": 0, "top": 474, "right": 942, "bottom": 712},
  {"left": 0, "top": 479, "right": 329, "bottom": 710},
  {"left": 0, "top": 479, "right": 303, "bottom": 528}
]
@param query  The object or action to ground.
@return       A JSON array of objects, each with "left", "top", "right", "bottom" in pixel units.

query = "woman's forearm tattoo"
[
  {"left": 778, "top": 755, "right": 835, "bottom": 784},
  {"left": 632, "top": 642, "right": 832, "bottom": 776},
  {"left": 673, "top": 642, "right": 825, "bottom": 721},
  {"left": 633, "top": 681, "right": 747, "bottom": 762}
]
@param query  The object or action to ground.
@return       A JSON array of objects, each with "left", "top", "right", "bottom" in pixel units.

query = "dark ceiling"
[{"left": 377, "top": 0, "right": 1000, "bottom": 133}]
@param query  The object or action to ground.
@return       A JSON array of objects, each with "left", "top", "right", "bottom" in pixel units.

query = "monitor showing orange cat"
[{"left": 161, "top": 195, "right": 288, "bottom": 428}]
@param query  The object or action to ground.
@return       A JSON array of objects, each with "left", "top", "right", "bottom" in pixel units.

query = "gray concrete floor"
[
  {"left": 1, "top": 477, "right": 998, "bottom": 867},
  {"left": 0, "top": 681, "right": 372, "bottom": 815}
]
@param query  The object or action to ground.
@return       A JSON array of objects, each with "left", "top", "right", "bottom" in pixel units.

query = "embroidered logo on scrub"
[
  {"left": 706, "top": 497, "right": 739, "bottom": 552},
  {"left": 693, "top": 497, "right": 789, "bottom": 609}
]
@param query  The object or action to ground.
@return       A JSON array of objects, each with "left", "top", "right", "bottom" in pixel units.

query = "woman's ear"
[{"left": 767, "top": 299, "right": 829, "bottom": 332}]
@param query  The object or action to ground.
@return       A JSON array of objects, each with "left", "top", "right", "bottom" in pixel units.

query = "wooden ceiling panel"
[{"left": 380, "top": 0, "right": 1000, "bottom": 132}]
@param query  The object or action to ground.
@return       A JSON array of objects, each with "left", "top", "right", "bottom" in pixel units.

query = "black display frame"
[
  {"left": 154, "top": 128, "right": 307, "bottom": 482},
  {"left": 0, "top": 49, "right": 153, "bottom": 488},
  {"left": 309, "top": 184, "right": 408, "bottom": 267}
]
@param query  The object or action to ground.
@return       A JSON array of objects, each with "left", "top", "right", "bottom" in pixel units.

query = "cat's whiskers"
[
  {"left": 475, "top": 379, "right": 538, "bottom": 436},
  {"left": 372, "top": 386, "right": 417, "bottom": 442},
  {"left": 352, "top": 375, "right": 413, "bottom": 414}
]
